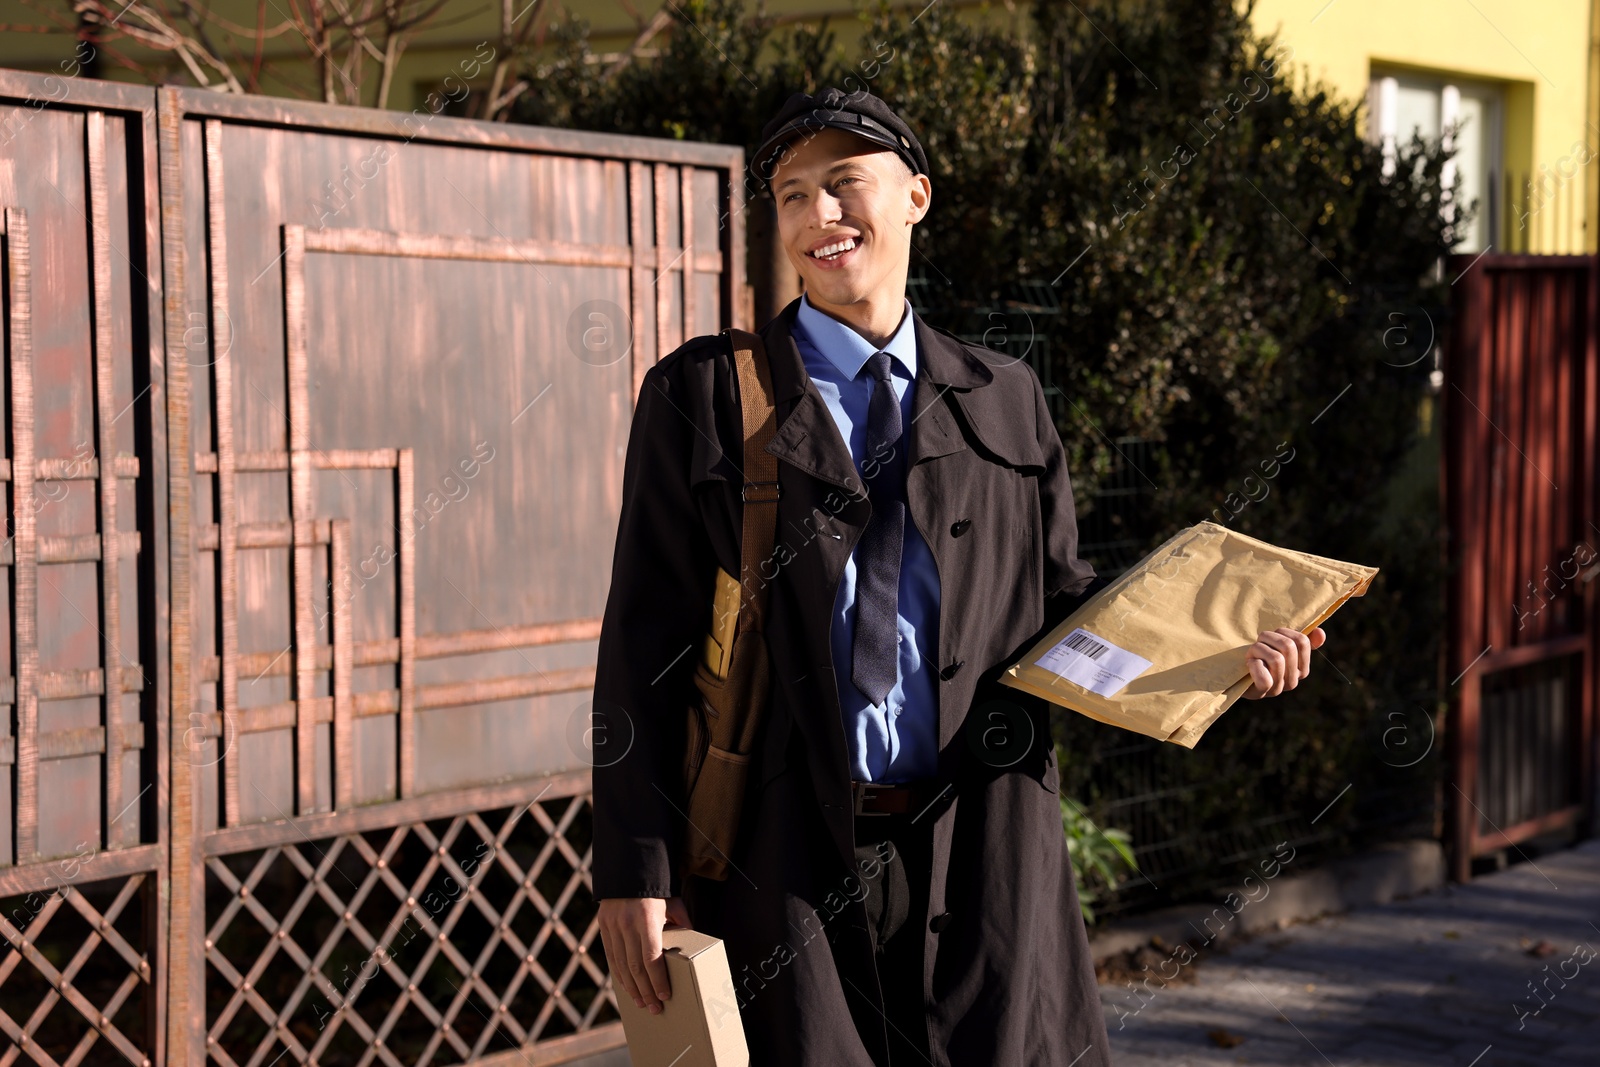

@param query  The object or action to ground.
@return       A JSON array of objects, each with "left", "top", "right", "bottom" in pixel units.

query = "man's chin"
[{"left": 798, "top": 276, "right": 871, "bottom": 309}]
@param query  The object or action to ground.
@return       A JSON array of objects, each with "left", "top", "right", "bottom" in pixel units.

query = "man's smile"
[{"left": 807, "top": 235, "right": 861, "bottom": 269}]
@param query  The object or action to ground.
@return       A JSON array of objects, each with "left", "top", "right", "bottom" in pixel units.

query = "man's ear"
[{"left": 908, "top": 174, "right": 932, "bottom": 226}]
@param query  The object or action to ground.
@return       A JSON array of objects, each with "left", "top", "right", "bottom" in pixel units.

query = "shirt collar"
[{"left": 794, "top": 293, "right": 919, "bottom": 380}]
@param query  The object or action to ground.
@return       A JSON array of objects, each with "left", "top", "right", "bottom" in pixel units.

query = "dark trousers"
[{"left": 852, "top": 810, "right": 935, "bottom": 1067}]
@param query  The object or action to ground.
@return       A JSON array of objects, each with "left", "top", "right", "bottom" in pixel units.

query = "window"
[{"left": 1368, "top": 72, "right": 1503, "bottom": 253}]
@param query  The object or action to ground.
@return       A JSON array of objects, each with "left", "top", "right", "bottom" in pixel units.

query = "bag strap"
[{"left": 727, "top": 327, "right": 780, "bottom": 633}]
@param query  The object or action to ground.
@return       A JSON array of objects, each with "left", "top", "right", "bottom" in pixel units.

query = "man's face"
[{"left": 768, "top": 127, "right": 931, "bottom": 310}]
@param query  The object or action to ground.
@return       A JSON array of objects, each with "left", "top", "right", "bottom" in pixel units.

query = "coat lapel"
[
  {"left": 755, "top": 299, "right": 864, "bottom": 837},
  {"left": 908, "top": 314, "right": 993, "bottom": 466},
  {"left": 760, "top": 297, "right": 997, "bottom": 479},
  {"left": 760, "top": 298, "right": 865, "bottom": 497}
]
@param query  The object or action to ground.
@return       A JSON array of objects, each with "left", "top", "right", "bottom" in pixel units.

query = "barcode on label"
[
  {"left": 1034, "top": 627, "right": 1154, "bottom": 698},
  {"left": 1064, "top": 631, "right": 1109, "bottom": 660}
]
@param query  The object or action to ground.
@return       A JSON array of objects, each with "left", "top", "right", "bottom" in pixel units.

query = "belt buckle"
[{"left": 851, "top": 780, "right": 890, "bottom": 817}]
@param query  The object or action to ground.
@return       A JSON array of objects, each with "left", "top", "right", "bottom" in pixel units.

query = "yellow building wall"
[{"left": 1249, "top": 0, "right": 1596, "bottom": 252}]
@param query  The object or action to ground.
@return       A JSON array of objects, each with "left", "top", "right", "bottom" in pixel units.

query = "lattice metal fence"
[
  {"left": 200, "top": 799, "right": 610, "bottom": 1067},
  {"left": 0, "top": 873, "right": 155, "bottom": 1066}
]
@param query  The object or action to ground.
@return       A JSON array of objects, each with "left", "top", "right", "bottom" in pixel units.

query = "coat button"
[
  {"left": 939, "top": 660, "right": 964, "bottom": 681},
  {"left": 950, "top": 518, "right": 972, "bottom": 537},
  {"left": 929, "top": 912, "right": 953, "bottom": 933}
]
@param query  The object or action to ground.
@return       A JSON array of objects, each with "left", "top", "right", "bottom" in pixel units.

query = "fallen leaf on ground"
[
  {"left": 1208, "top": 1028, "right": 1245, "bottom": 1048},
  {"left": 1093, "top": 939, "right": 1204, "bottom": 987},
  {"left": 1527, "top": 939, "right": 1559, "bottom": 957}
]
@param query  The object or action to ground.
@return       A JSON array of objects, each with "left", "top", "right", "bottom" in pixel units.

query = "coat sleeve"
[
  {"left": 1032, "top": 371, "right": 1113, "bottom": 634},
  {"left": 590, "top": 358, "right": 718, "bottom": 901}
]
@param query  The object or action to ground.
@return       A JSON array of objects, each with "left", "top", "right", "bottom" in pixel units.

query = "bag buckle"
[{"left": 742, "top": 480, "right": 781, "bottom": 502}]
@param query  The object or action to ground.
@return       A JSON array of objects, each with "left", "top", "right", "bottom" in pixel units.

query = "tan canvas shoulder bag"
[{"left": 680, "top": 327, "right": 779, "bottom": 882}]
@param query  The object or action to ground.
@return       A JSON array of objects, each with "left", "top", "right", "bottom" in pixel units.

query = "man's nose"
[{"left": 807, "top": 189, "right": 843, "bottom": 229}]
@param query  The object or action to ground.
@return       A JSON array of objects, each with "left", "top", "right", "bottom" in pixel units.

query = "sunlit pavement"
[{"left": 1103, "top": 839, "right": 1600, "bottom": 1066}]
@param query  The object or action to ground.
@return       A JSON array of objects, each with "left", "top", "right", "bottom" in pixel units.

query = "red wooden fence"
[{"left": 1444, "top": 253, "right": 1600, "bottom": 881}]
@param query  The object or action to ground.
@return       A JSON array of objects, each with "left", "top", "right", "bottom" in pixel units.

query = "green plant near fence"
[{"left": 1062, "top": 796, "right": 1138, "bottom": 923}]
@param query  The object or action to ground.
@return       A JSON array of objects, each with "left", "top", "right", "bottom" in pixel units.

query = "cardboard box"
[{"left": 614, "top": 928, "right": 749, "bottom": 1067}]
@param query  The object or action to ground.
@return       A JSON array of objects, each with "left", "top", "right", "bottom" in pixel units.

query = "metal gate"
[
  {"left": 1444, "top": 252, "right": 1600, "bottom": 881},
  {"left": 0, "top": 66, "right": 746, "bottom": 1067}
]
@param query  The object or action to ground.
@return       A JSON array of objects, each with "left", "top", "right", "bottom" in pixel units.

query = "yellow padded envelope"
[{"left": 1001, "top": 521, "right": 1378, "bottom": 748}]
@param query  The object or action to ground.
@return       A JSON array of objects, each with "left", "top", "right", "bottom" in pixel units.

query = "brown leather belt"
[{"left": 851, "top": 778, "right": 951, "bottom": 818}]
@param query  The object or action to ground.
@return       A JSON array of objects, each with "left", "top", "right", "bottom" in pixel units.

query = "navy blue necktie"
[{"left": 851, "top": 351, "right": 905, "bottom": 707}]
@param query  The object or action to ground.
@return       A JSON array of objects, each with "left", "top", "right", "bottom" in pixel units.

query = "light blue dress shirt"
[{"left": 791, "top": 294, "right": 941, "bottom": 783}]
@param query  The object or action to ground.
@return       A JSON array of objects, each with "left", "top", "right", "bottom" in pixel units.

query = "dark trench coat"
[{"left": 591, "top": 296, "right": 1116, "bottom": 1066}]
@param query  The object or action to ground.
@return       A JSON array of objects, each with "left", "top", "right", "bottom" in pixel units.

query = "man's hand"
[
  {"left": 1242, "top": 626, "right": 1326, "bottom": 699},
  {"left": 597, "top": 896, "right": 692, "bottom": 1015}
]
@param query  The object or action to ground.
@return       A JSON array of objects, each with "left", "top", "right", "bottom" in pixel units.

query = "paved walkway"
[{"left": 1102, "top": 839, "right": 1600, "bottom": 1066}]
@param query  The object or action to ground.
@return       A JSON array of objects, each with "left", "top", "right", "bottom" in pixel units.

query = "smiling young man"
[{"left": 591, "top": 87, "right": 1325, "bottom": 1067}]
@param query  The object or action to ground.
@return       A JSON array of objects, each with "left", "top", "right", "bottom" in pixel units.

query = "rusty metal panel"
[
  {"left": 170, "top": 110, "right": 738, "bottom": 818},
  {"left": 1443, "top": 254, "right": 1600, "bottom": 880},
  {"left": 156, "top": 84, "right": 745, "bottom": 1067},
  {"left": 0, "top": 68, "right": 169, "bottom": 1067},
  {"left": 0, "top": 96, "right": 163, "bottom": 868},
  {"left": 1, "top": 64, "right": 746, "bottom": 1066}
]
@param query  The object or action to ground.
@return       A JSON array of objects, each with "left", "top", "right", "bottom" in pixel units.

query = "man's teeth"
[{"left": 810, "top": 238, "right": 856, "bottom": 260}]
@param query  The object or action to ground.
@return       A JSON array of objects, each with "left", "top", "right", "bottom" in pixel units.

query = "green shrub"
[{"left": 1061, "top": 796, "right": 1138, "bottom": 923}]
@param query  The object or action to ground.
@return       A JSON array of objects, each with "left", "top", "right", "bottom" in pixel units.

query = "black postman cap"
[{"left": 751, "top": 86, "right": 928, "bottom": 191}]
